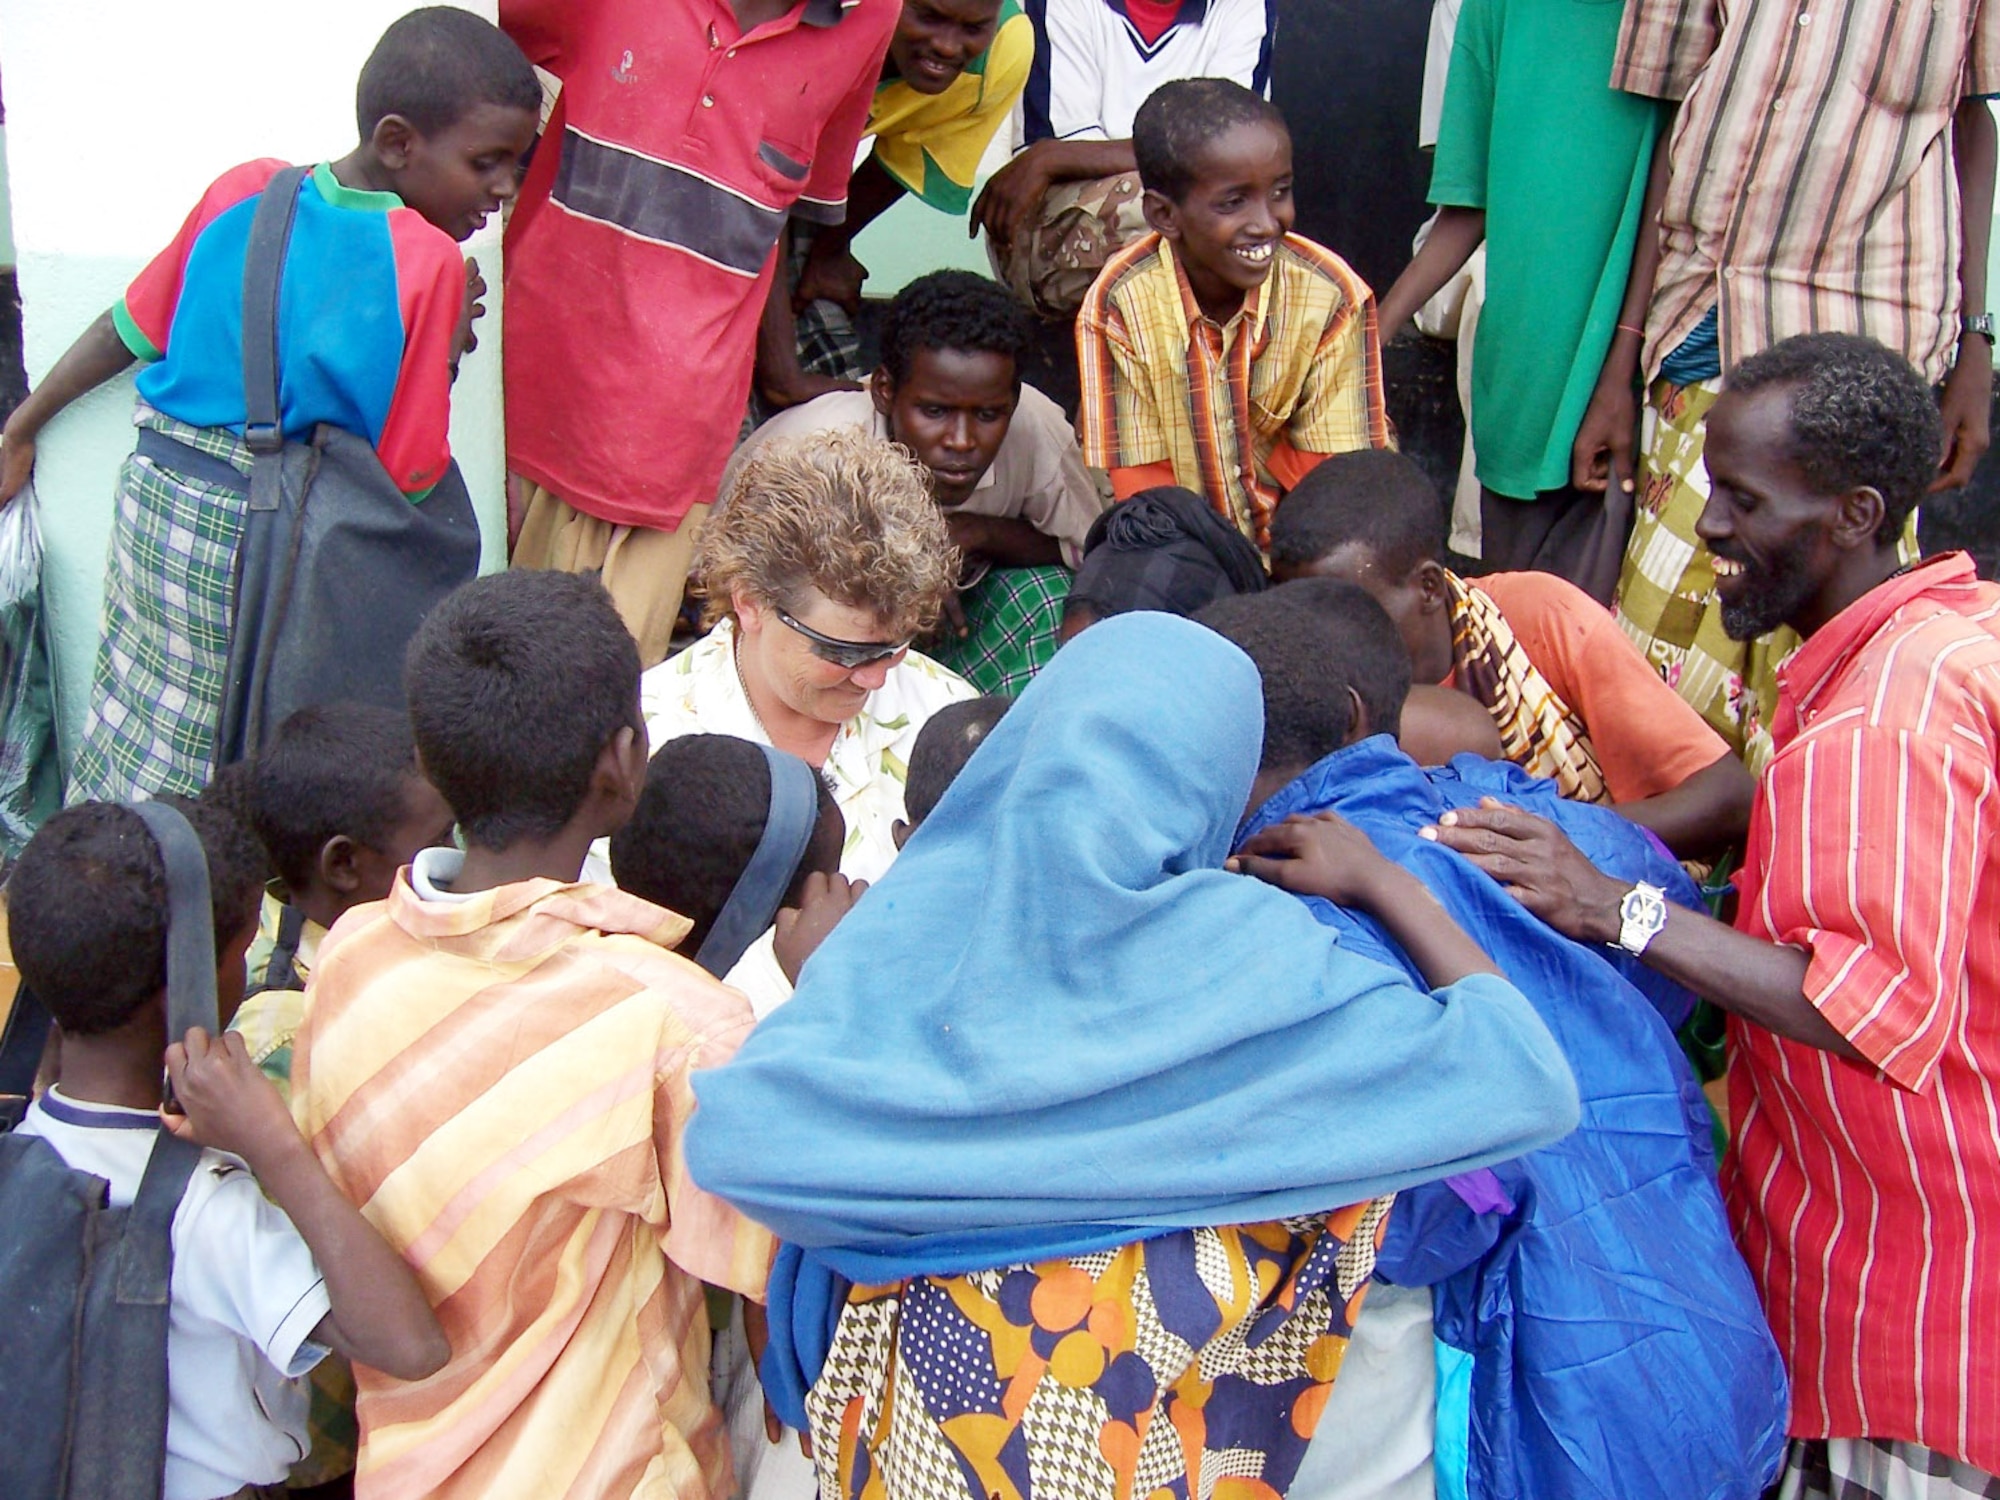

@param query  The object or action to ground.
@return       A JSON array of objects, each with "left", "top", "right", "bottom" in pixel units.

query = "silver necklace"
[{"left": 731, "top": 633, "right": 775, "bottom": 742}]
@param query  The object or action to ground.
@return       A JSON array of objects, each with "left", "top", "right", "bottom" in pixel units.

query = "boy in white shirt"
[{"left": 7, "top": 798, "right": 446, "bottom": 1500}]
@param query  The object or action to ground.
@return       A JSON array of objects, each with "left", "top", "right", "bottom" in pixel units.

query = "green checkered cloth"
[
  {"left": 925, "top": 564, "right": 1071, "bottom": 695},
  {"left": 68, "top": 409, "right": 252, "bottom": 805}
]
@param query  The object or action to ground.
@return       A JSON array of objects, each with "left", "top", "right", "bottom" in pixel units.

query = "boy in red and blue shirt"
[{"left": 0, "top": 7, "right": 541, "bottom": 804}]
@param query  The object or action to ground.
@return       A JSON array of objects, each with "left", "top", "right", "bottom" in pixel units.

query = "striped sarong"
[
  {"left": 1773, "top": 1439, "right": 2000, "bottom": 1499},
  {"left": 1614, "top": 378, "right": 1917, "bottom": 774},
  {"left": 68, "top": 408, "right": 252, "bottom": 804},
  {"left": 1449, "top": 570, "right": 1609, "bottom": 804},
  {"left": 926, "top": 563, "right": 1071, "bottom": 696}
]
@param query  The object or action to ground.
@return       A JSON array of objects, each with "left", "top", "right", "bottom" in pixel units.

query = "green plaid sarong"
[
  {"left": 68, "top": 408, "right": 252, "bottom": 804},
  {"left": 925, "top": 564, "right": 1071, "bottom": 695}
]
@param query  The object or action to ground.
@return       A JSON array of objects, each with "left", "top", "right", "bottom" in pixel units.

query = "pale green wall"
[
  {"left": 852, "top": 197, "right": 992, "bottom": 293},
  {"left": 0, "top": 127, "right": 13, "bottom": 271}
]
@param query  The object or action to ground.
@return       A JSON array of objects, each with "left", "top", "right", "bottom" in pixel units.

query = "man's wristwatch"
[
  {"left": 1963, "top": 312, "right": 1995, "bottom": 345},
  {"left": 1614, "top": 882, "right": 1669, "bottom": 956}
]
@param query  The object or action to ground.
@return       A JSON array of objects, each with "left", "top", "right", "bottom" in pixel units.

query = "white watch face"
[{"left": 1619, "top": 883, "right": 1668, "bottom": 950}]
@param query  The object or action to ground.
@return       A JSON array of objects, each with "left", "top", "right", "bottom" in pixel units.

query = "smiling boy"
[
  {"left": 1075, "top": 78, "right": 1391, "bottom": 549},
  {"left": 726, "top": 271, "right": 1103, "bottom": 691},
  {"left": 0, "top": 7, "right": 541, "bottom": 804}
]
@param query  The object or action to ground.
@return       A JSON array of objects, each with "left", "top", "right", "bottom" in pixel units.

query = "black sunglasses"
[{"left": 776, "top": 608, "right": 911, "bottom": 669}]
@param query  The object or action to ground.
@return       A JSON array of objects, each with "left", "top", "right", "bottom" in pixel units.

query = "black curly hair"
[
  {"left": 878, "top": 271, "right": 1033, "bottom": 392},
  {"left": 1133, "top": 77, "right": 1288, "bottom": 203},
  {"left": 10, "top": 799, "right": 266, "bottom": 1036},
  {"left": 1725, "top": 333, "right": 1943, "bottom": 544},
  {"left": 1268, "top": 449, "right": 1446, "bottom": 581}
]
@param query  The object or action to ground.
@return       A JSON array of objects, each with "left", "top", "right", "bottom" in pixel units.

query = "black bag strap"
[
  {"left": 694, "top": 745, "right": 821, "bottom": 978},
  {"left": 0, "top": 986, "right": 52, "bottom": 1132},
  {"left": 240, "top": 165, "right": 310, "bottom": 511},
  {"left": 125, "top": 802, "right": 219, "bottom": 1048}
]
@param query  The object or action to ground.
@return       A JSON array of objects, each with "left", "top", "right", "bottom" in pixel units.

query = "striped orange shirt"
[
  {"left": 1726, "top": 553, "right": 2000, "bottom": 1471},
  {"left": 1076, "top": 231, "right": 1391, "bottom": 546},
  {"left": 293, "top": 860, "right": 775, "bottom": 1500},
  {"left": 1614, "top": 0, "right": 2000, "bottom": 384}
]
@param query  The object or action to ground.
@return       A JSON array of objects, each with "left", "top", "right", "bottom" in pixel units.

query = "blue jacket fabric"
[{"left": 1240, "top": 740, "right": 1788, "bottom": 1500}]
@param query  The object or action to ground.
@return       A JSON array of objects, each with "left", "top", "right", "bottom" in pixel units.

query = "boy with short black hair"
[
  {"left": 611, "top": 732, "right": 848, "bottom": 1004},
  {"left": 7, "top": 798, "right": 448, "bottom": 1500},
  {"left": 0, "top": 6, "right": 541, "bottom": 804},
  {"left": 898, "top": 693, "right": 1014, "bottom": 835},
  {"left": 293, "top": 570, "right": 774, "bottom": 1500},
  {"left": 1077, "top": 78, "right": 1391, "bottom": 550},
  {"left": 1269, "top": 448, "right": 1753, "bottom": 858},
  {"left": 243, "top": 702, "right": 455, "bottom": 998}
]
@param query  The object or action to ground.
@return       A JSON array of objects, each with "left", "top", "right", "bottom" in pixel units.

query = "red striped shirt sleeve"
[{"left": 1750, "top": 721, "right": 1994, "bottom": 1093}]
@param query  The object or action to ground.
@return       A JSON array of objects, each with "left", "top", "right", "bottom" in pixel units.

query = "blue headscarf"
[{"left": 684, "top": 613, "right": 1580, "bottom": 1276}]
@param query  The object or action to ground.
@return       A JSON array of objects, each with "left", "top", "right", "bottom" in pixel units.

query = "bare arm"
[
  {"left": 1613, "top": 748, "right": 1755, "bottom": 857},
  {"left": 1426, "top": 801, "right": 1863, "bottom": 1059},
  {"left": 948, "top": 511, "right": 1064, "bottom": 568},
  {"left": 1571, "top": 116, "right": 1674, "bottom": 494},
  {"left": 972, "top": 137, "right": 1138, "bottom": 250},
  {"left": 0, "top": 309, "right": 138, "bottom": 505},
  {"left": 1376, "top": 206, "right": 1487, "bottom": 342},
  {"left": 755, "top": 226, "right": 863, "bottom": 411},
  {"left": 1936, "top": 96, "right": 1997, "bottom": 491},
  {"left": 164, "top": 1029, "right": 451, "bottom": 1381},
  {"left": 794, "top": 156, "right": 911, "bottom": 314},
  {"left": 1232, "top": 812, "right": 1504, "bottom": 989}
]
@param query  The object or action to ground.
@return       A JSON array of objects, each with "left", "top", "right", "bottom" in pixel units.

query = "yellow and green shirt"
[{"left": 867, "top": 0, "right": 1032, "bottom": 213}]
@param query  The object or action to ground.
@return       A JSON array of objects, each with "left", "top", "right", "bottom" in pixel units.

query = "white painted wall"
[{"left": 0, "top": 0, "right": 507, "bottom": 756}]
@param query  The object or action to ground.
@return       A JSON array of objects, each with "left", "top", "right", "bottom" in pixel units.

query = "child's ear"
[
  {"left": 869, "top": 369, "right": 896, "bottom": 418},
  {"left": 1343, "top": 685, "right": 1372, "bottom": 747},
  {"left": 1413, "top": 559, "right": 1451, "bottom": 616},
  {"left": 606, "top": 724, "right": 648, "bottom": 810},
  {"left": 370, "top": 114, "right": 420, "bottom": 172},
  {"left": 1141, "top": 188, "right": 1182, "bottom": 242},
  {"left": 319, "top": 835, "right": 364, "bottom": 896}
]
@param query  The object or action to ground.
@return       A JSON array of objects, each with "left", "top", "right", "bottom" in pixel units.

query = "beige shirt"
[
  {"left": 1615, "top": 0, "right": 2000, "bottom": 384},
  {"left": 717, "top": 385, "right": 1106, "bottom": 567}
]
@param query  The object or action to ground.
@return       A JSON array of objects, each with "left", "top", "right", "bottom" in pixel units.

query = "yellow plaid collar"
[{"left": 1159, "top": 237, "right": 1271, "bottom": 346}]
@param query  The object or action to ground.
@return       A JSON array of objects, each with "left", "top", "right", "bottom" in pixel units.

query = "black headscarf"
[{"left": 1067, "top": 486, "right": 1268, "bottom": 620}]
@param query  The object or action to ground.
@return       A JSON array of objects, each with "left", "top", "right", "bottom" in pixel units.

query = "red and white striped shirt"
[{"left": 1726, "top": 552, "right": 2000, "bottom": 1473}]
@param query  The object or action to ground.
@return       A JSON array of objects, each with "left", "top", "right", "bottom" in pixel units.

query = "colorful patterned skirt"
[
  {"left": 804, "top": 1200, "right": 1394, "bottom": 1500},
  {"left": 926, "top": 565, "right": 1072, "bottom": 697},
  {"left": 68, "top": 409, "right": 252, "bottom": 804}
]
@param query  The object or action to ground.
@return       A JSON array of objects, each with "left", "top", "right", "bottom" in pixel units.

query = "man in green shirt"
[{"left": 1375, "top": 0, "right": 1661, "bottom": 604}]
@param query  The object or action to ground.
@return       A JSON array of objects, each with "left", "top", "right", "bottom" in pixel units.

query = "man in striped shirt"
[
  {"left": 1571, "top": 0, "right": 2000, "bottom": 772},
  {"left": 1432, "top": 334, "right": 2000, "bottom": 1500}
]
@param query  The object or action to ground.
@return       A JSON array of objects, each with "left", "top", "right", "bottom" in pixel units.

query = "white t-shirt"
[
  {"left": 1020, "top": 0, "right": 1277, "bottom": 146},
  {"left": 19, "top": 1088, "right": 332, "bottom": 1500}
]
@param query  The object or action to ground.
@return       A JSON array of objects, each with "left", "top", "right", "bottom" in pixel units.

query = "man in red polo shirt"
[
  {"left": 501, "top": 0, "right": 899, "bottom": 665},
  {"left": 1427, "top": 333, "right": 2000, "bottom": 1499}
]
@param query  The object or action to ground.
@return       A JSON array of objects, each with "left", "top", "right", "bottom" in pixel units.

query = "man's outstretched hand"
[{"left": 1421, "top": 797, "right": 1625, "bottom": 944}]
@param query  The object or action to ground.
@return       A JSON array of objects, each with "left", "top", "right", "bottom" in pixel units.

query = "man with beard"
[{"left": 1427, "top": 332, "right": 2000, "bottom": 1500}]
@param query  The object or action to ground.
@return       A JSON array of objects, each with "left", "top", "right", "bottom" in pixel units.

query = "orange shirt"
[
  {"left": 1464, "top": 571, "right": 1726, "bottom": 802},
  {"left": 295, "top": 859, "right": 774, "bottom": 1500}
]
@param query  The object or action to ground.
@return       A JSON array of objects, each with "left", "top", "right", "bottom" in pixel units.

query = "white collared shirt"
[{"left": 18, "top": 1089, "right": 331, "bottom": 1500}]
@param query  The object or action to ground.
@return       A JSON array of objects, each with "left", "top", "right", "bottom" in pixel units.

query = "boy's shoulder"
[
  {"left": 1078, "top": 231, "right": 1170, "bottom": 322},
  {"left": 309, "top": 877, "right": 749, "bottom": 1059}
]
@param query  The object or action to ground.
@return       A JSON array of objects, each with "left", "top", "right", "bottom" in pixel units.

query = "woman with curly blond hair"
[{"left": 640, "top": 428, "right": 977, "bottom": 884}]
